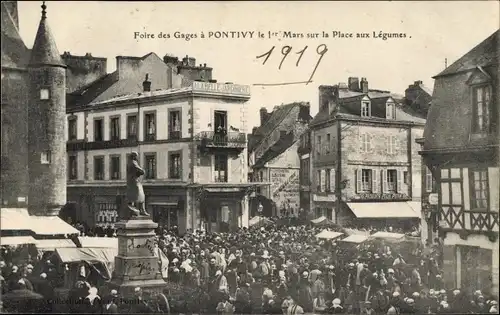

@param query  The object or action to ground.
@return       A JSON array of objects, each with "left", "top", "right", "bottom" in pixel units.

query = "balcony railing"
[
  {"left": 67, "top": 138, "right": 138, "bottom": 151},
  {"left": 195, "top": 131, "right": 246, "bottom": 149},
  {"left": 439, "top": 206, "right": 499, "bottom": 233}
]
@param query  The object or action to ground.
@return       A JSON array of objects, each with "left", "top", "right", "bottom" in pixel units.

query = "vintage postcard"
[{"left": 1, "top": 1, "right": 499, "bottom": 314}]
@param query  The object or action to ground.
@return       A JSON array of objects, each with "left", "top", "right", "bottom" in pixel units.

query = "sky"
[{"left": 17, "top": 1, "right": 499, "bottom": 132}]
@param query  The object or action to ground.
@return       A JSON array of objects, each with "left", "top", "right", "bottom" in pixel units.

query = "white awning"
[
  {"left": 346, "top": 202, "right": 419, "bottom": 219},
  {"left": 315, "top": 230, "right": 343, "bottom": 240},
  {"left": 36, "top": 239, "right": 76, "bottom": 251},
  {"left": 311, "top": 216, "right": 327, "bottom": 224},
  {"left": 30, "top": 216, "right": 79, "bottom": 235},
  {"left": 1, "top": 236, "right": 38, "bottom": 246},
  {"left": 340, "top": 234, "right": 369, "bottom": 244},
  {"left": 370, "top": 231, "right": 405, "bottom": 240},
  {"left": 406, "top": 201, "right": 422, "bottom": 218},
  {"left": 78, "top": 237, "right": 118, "bottom": 249},
  {"left": 1, "top": 208, "right": 32, "bottom": 231}
]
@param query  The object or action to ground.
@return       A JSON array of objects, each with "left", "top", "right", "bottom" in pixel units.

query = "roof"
[
  {"left": 90, "top": 86, "right": 192, "bottom": 106},
  {"left": 68, "top": 53, "right": 179, "bottom": 107},
  {"left": 250, "top": 102, "right": 311, "bottom": 153},
  {"left": 434, "top": 29, "right": 499, "bottom": 78},
  {"left": 1, "top": 2, "right": 29, "bottom": 69},
  {"left": 253, "top": 131, "right": 297, "bottom": 168},
  {"left": 29, "top": 5, "right": 65, "bottom": 67},
  {"left": 311, "top": 87, "right": 425, "bottom": 126}
]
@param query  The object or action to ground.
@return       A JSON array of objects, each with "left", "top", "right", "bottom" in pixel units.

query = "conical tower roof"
[{"left": 28, "top": 1, "right": 65, "bottom": 67}]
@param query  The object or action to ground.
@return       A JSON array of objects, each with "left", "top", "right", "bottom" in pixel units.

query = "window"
[
  {"left": 326, "top": 134, "right": 331, "bottom": 154},
  {"left": 425, "top": 167, "right": 436, "bottom": 192},
  {"left": 169, "top": 110, "right": 181, "bottom": 139},
  {"left": 361, "top": 134, "right": 371, "bottom": 152},
  {"left": 110, "top": 117, "right": 120, "bottom": 141},
  {"left": 144, "top": 112, "right": 156, "bottom": 141},
  {"left": 127, "top": 115, "right": 137, "bottom": 139},
  {"left": 317, "top": 170, "right": 322, "bottom": 191},
  {"left": 68, "top": 155, "right": 77, "bottom": 180},
  {"left": 260, "top": 171, "right": 264, "bottom": 182},
  {"left": 387, "top": 170, "right": 397, "bottom": 192},
  {"left": 361, "top": 169, "right": 372, "bottom": 192},
  {"left": 41, "top": 151, "right": 51, "bottom": 164},
  {"left": 387, "top": 135, "right": 398, "bottom": 154},
  {"left": 110, "top": 155, "right": 121, "bottom": 180},
  {"left": 472, "top": 85, "right": 491, "bottom": 134},
  {"left": 386, "top": 102, "right": 396, "bottom": 119},
  {"left": 68, "top": 118, "right": 77, "bottom": 141},
  {"left": 214, "top": 154, "right": 228, "bottom": 182},
  {"left": 144, "top": 154, "right": 156, "bottom": 179},
  {"left": 40, "top": 88, "right": 50, "bottom": 100},
  {"left": 361, "top": 101, "right": 370, "bottom": 117},
  {"left": 94, "top": 119, "right": 104, "bottom": 142},
  {"left": 440, "top": 168, "right": 463, "bottom": 207},
  {"left": 470, "top": 169, "right": 488, "bottom": 210},
  {"left": 325, "top": 169, "right": 331, "bottom": 192},
  {"left": 94, "top": 156, "right": 104, "bottom": 180},
  {"left": 317, "top": 135, "right": 322, "bottom": 155},
  {"left": 169, "top": 153, "right": 181, "bottom": 179},
  {"left": 403, "top": 171, "right": 409, "bottom": 185}
]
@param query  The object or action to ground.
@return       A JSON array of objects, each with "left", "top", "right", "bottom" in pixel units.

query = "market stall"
[
  {"left": 248, "top": 216, "right": 274, "bottom": 228},
  {"left": 315, "top": 229, "right": 343, "bottom": 240},
  {"left": 77, "top": 236, "right": 118, "bottom": 249},
  {"left": 310, "top": 216, "right": 337, "bottom": 227}
]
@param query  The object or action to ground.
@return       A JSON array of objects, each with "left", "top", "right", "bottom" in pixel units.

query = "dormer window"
[
  {"left": 386, "top": 102, "right": 396, "bottom": 119},
  {"left": 40, "top": 88, "right": 50, "bottom": 100},
  {"left": 361, "top": 101, "right": 371, "bottom": 117},
  {"left": 472, "top": 85, "right": 491, "bottom": 134}
]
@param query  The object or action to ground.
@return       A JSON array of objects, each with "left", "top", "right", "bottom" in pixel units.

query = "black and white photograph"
[{"left": 1, "top": 1, "right": 499, "bottom": 314}]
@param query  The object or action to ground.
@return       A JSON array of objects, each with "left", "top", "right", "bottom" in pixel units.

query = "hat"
[
  {"left": 393, "top": 292, "right": 400, "bottom": 297},
  {"left": 215, "top": 270, "right": 222, "bottom": 276},
  {"left": 365, "top": 300, "right": 372, "bottom": 305},
  {"left": 475, "top": 290, "right": 482, "bottom": 296},
  {"left": 279, "top": 251, "right": 284, "bottom": 255},
  {"left": 26, "top": 264, "right": 34, "bottom": 269},
  {"left": 407, "top": 298, "right": 415, "bottom": 304},
  {"left": 17, "top": 279, "right": 25, "bottom": 285},
  {"left": 388, "top": 268, "right": 395, "bottom": 273},
  {"left": 262, "top": 251, "right": 270, "bottom": 259},
  {"left": 453, "top": 289, "right": 460, "bottom": 295},
  {"left": 440, "top": 289, "right": 446, "bottom": 294},
  {"left": 429, "top": 289, "right": 435, "bottom": 295},
  {"left": 302, "top": 271, "right": 309, "bottom": 278},
  {"left": 436, "top": 274, "right": 442, "bottom": 278},
  {"left": 332, "top": 298, "right": 341, "bottom": 305},
  {"left": 250, "top": 253, "right": 255, "bottom": 257},
  {"left": 412, "top": 292, "right": 420, "bottom": 297},
  {"left": 40, "top": 273, "right": 47, "bottom": 279},
  {"left": 329, "top": 265, "right": 335, "bottom": 270},
  {"left": 348, "top": 263, "right": 355, "bottom": 267},
  {"left": 11, "top": 266, "right": 18, "bottom": 271},
  {"left": 134, "top": 287, "right": 141, "bottom": 293},
  {"left": 110, "top": 289, "right": 118, "bottom": 296}
]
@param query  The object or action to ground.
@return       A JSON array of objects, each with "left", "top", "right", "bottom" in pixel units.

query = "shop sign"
[
  {"left": 192, "top": 81, "right": 250, "bottom": 96},
  {"left": 355, "top": 193, "right": 410, "bottom": 201},
  {"left": 428, "top": 193, "right": 438, "bottom": 205},
  {"left": 313, "top": 194, "right": 336, "bottom": 202}
]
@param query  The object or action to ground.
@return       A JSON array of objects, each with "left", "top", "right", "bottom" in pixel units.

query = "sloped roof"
[
  {"left": 434, "top": 29, "right": 499, "bottom": 78},
  {"left": 310, "top": 87, "right": 424, "bottom": 126},
  {"left": 68, "top": 53, "right": 178, "bottom": 107},
  {"left": 29, "top": 7, "right": 65, "bottom": 67},
  {"left": 254, "top": 131, "right": 297, "bottom": 168},
  {"left": 1, "top": 2, "right": 29, "bottom": 69}
]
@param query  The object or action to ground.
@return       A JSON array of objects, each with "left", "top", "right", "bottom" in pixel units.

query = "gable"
[
  {"left": 266, "top": 141, "right": 300, "bottom": 168},
  {"left": 465, "top": 66, "right": 492, "bottom": 86}
]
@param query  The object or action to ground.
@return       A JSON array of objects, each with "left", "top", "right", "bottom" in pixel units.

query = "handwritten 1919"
[{"left": 256, "top": 44, "right": 328, "bottom": 85}]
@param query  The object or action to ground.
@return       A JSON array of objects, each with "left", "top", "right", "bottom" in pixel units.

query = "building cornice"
[{"left": 311, "top": 114, "right": 425, "bottom": 130}]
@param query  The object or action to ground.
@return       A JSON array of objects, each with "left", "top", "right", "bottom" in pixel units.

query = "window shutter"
[
  {"left": 393, "top": 137, "right": 398, "bottom": 153},
  {"left": 330, "top": 168, "right": 336, "bottom": 193},
  {"left": 397, "top": 170, "right": 403, "bottom": 193},
  {"left": 320, "top": 170, "right": 326, "bottom": 191},
  {"left": 209, "top": 109, "right": 214, "bottom": 131},
  {"left": 359, "top": 134, "right": 364, "bottom": 151},
  {"left": 382, "top": 169, "right": 388, "bottom": 193},
  {"left": 356, "top": 169, "right": 362, "bottom": 193},
  {"left": 368, "top": 135, "right": 374, "bottom": 153},
  {"left": 372, "top": 169, "right": 378, "bottom": 193},
  {"left": 386, "top": 136, "right": 391, "bottom": 154}
]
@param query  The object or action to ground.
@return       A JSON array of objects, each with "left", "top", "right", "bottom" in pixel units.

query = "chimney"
[
  {"left": 259, "top": 107, "right": 269, "bottom": 126},
  {"left": 143, "top": 74, "right": 151, "bottom": 92},
  {"left": 188, "top": 57, "right": 196, "bottom": 67},
  {"left": 348, "top": 77, "right": 360, "bottom": 91},
  {"left": 414, "top": 80, "right": 423, "bottom": 86},
  {"left": 182, "top": 55, "right": 189, "bottom": 66},
  {"left": 361, "top": 77, "right": 369, "bottom": 93},
  {"left": 163, "top": 54, "right": 179, "bottom": 65}
]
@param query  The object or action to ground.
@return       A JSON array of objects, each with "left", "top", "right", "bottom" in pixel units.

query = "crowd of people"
[{"left": 0, "top": 221, "right": 498, "bottom": 314}]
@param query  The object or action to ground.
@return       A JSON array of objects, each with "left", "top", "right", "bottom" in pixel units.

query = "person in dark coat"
[
  {"left": 2, "top": 279, "right": 46, "bottom": 313},
  {"left": 102, "top": 290, "right": 119, "bottom": 314}
]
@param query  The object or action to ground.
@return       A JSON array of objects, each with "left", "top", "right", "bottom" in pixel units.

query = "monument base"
[{"left": 109, "top": 216, "right": 167, "bottom": 301}]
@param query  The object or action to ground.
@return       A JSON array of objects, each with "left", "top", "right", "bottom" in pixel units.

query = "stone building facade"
[
  {"left": 66, "top": 80, "right": 253, "bottom": 234},
  {"left": 308, "top": 77, "right": 425, "bottom": 228}
]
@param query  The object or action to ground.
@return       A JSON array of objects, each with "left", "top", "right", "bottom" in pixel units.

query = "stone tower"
[{"left": 27, "top": 2, "right": 67, "bottom": 216}]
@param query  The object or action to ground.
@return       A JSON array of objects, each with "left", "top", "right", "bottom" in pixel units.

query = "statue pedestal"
[{"left": 109, "top": 216, "right": 166, "bottom": 298}]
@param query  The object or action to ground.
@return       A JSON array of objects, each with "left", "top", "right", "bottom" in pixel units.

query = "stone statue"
[{"left": 125, "top": 151, "right": 149, "bottom": 218}]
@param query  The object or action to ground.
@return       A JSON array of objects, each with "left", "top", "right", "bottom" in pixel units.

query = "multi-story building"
[
  {"left": 308, "top": 77, "right": 425, "bottom": 228},
  {"left": 297, "top": 128, "right": 312, "bottom": 213},
  {"left": 248, "top": 103, "right": 311, "bottom": 217},
  {"left": 419, "top": 29, "right": 499, "bottom": 295},
  {"left": 66, "top": 79, "right": 253, "bottom": 234}
]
